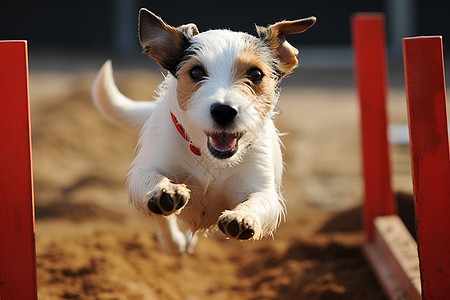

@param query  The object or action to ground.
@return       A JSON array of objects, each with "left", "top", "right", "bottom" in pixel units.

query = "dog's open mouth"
[{"left": 207, "top": 132, "right": 244, "bottom": 159}]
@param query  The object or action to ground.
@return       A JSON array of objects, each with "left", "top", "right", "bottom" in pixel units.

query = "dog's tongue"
[{"left": 208, "top": 134, "right": 237, "bottom": 151}]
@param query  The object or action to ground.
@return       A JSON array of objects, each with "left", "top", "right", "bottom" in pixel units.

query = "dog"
[{"left": 92, "top": 8, "right": 316, "bottom": 255}]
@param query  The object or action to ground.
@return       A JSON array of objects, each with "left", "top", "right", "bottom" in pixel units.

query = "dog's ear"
[
  {"left": 139, "top": 8, "right": 199, "bottom": 75},
  {"left": 257, "top": 17, "right": 316, "bottom": 76}
]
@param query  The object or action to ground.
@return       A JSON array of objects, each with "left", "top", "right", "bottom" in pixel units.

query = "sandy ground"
[{"left": 30, "top": 65, "right": 416, "bottom": 299}]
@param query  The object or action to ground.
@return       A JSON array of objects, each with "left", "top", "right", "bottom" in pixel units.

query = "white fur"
[{"left": 92, "top": 29, "right": 286, "bottom": 255}]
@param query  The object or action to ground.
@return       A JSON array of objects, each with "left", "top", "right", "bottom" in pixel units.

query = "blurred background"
[
  {"left": 1, "top": 0, "right": 449, "bottom": 71},
  {"left": 1, "top": 1, "right": 448, "bottom": 299}
]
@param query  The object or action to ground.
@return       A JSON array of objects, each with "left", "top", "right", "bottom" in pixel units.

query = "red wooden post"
[
  {"left": 0, "top": 41, "right": 37, "bottom": 299},
  {"left": 352, "top": 14, "right": 396, "bottom": 241},
  {"left": 403, "top": 36, "right": 450, "bottom": 299}
]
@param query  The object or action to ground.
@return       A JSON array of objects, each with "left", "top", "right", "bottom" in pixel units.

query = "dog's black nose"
[{"left": 210, "top": 103, "right": 237, "bottom": 128}]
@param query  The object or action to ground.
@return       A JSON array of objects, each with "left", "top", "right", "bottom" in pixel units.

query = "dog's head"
[{"left": 139, "top": 9, "right": 315, "bottom": 165}]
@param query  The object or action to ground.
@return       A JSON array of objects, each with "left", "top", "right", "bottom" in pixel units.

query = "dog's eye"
[
  {"left": 248, "top": 68, "right": 264, "bottom": 83},
  {"left": 190, "top": 66, "right": 206, "bottom": 81}
]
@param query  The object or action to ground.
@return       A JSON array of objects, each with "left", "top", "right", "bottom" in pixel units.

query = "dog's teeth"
[{"left": 230, "top": 138, "right": 237, "bottom": 148}]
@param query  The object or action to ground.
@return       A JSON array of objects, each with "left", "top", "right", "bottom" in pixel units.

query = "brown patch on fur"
[
  {"left": 276, "top": 37, "right": 299, "bottom": 74},
  {"left": 141, "top": 25, "right": 186, "bottom": 71},
  {"left": 263, "top": 27, "right": 299, "bottom": 75},
  {"left": 139, "top": 9, "right": 199, "bottom": 75},
  {"left": 177, "top": 58, "right": 203, "bottom": 111},
  {"left": 257, "top": 17, "right": 316, "bottom": 76},
  {"left": 234, "top": 48, "right": 277, "bottom": 116}
]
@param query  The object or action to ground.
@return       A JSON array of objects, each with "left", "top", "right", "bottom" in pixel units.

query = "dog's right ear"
[{"left": 139, "top": 8, "right": 199, "bottom": 76}]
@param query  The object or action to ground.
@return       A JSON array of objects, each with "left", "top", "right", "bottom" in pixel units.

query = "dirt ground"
[{"left": 31, "top": 64, "right": 416, "bottom": 299}]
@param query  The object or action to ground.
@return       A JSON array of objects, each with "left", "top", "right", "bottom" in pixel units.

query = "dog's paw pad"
[
  {"left": 159, "top": 192, "right": 175, "bottom": 211},
  {"left": 239, "top": 228, "right": 254, "bottom": 240},
  {"left": 146, "top": 182, "right": 190, "bottom": 216},
  {"left": 218, "top": 215, "right": 255, "bottom": 240},
  {"left": 147, "top": 201, "right": 163, "bottom": 214}
]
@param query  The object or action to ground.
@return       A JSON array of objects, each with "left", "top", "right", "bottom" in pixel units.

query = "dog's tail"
[{"left": 91, "top": 60, "right": 157, "bottom": 129}]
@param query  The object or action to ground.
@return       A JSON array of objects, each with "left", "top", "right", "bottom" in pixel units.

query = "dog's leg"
[
  {"left": 128, "top": 168, "right": 197, "bottom": 254},
  {"left": 128, "top": 168, "right": 190, "bottom": 216},
  {"left": 156, "top": 215, "right": 198, "bottom": 255},
  {"left": 218, "top": 189, "right": 284, "bottom": 240}
]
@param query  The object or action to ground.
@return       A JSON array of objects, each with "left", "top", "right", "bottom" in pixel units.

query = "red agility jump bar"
[
  {"left": 354, "top": 13, "right": 450, "bottom": 299},
  {"left": 0, "top": 41, "right": 37, "bottom": 299},
  {"left": 403, "top": 36, "right": 450, "bottom": 299},
  {"left": 353, "top": 14, "right": 421, "bottom": 299},
  {"left": 352, "top": 13, "right": 396, "bottom": 242}
]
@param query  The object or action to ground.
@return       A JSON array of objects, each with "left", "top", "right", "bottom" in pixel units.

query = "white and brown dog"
[{"left": 92, "top": 8, "right": 316, "bottom": 255}]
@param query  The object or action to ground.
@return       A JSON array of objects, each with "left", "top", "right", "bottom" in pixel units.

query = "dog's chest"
[{"left": 176, "top": 176, "right": 235, "bottom": 231}]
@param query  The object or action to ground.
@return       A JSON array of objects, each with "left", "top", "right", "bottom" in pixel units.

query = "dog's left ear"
[
  {"left": 139, "top": 8, "right": 199, "bottom": 76},
  {"left": 257, "top": 17, "right": 316, "bottom": 76}
]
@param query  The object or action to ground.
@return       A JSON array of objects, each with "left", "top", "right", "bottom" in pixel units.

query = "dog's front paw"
[
  {"left": 218, "top": 211, "right": 260, "bottom": 240},
  {"left": 145, "top": 178, "right": 190, "bottom": 216}
]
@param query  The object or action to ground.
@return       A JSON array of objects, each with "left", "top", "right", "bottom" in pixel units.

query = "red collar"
[{"left": 170, "top": 111, "right": 201, "bottom": 156}]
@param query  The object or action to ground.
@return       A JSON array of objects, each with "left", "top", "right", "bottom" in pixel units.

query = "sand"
[{"left": 31, "top": 67, "right": 415, "bottom": 299}]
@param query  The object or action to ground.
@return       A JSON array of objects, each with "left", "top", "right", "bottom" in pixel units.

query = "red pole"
[
  {"left": 0, "top": 41, "right": 37, "bottom": 299},
  {"left": 403, "top": 36, "right": 450, "bottom": 299},
  {"left": 352, "top": 14, "right": 396, "bottom": 241}
]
